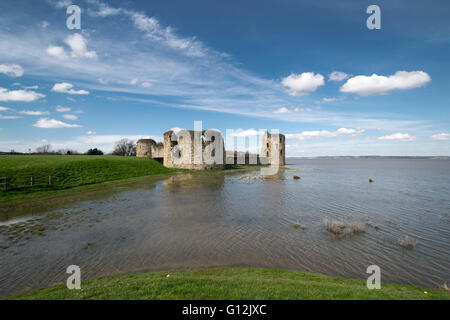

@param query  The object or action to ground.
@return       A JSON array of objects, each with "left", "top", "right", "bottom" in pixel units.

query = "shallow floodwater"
[{"left": 0, "top": 159, "right": 449, "bottom": 297}]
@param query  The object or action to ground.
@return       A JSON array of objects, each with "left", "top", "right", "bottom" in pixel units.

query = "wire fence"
[{"left": 0, "top": 175, "right": 52, "bottom": 191}]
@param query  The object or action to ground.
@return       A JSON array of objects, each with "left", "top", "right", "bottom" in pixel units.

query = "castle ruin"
[{"left": 137, "top": 130, "right": 285, "bottom": 170}]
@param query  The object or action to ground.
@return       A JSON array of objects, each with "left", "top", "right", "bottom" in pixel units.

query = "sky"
[{"left": 0, "top": 0, "right": 449, "bottom": 156}]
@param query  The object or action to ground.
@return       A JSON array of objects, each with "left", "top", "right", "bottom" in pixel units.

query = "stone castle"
[{"left": 137, "top": 129, "right": 285, "bottom": 170}]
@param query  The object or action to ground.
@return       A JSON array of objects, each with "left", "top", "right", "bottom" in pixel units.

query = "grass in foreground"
[
  {"left": 0, "top": 155, "right": 177, "bottom": 203},
  {"left": 7, "top": 267, "right": 449, "bottom": 300}
]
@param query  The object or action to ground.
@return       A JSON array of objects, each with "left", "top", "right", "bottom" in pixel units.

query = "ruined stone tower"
[
  {"left": 163, "top": 129, "right": 226, "bottom": 170},
  {"left": 136, "top": 139, "right": 164, "bottom": 162},
  {"left": 260, "top": 131, "right": 285, "bottom": 166}
]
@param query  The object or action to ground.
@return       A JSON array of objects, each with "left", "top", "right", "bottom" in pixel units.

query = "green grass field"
[
  {"left": 0, "top": 155, "right": 177, "bottom": 203},
  {"left": 7, "top": 267, "right": 449, "bottom": 300}
]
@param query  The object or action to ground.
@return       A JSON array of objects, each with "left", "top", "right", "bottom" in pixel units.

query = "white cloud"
[
  {"left": 329, "top": 71, "right": 349, "bottom": 82},
  {"left": 0, "top": 64, "right": 24, "bottom": 77},
  {"left": 52, "top": 83, "right": 89, "bottom": 95},
  {"left": 141, "top": 82, "right": 152, "bottom": 88},
  {"left": 431, "top": 133, "right": 450, "bottom": 141},
  {"left": 273, "top": 107, "right": 290, "bottom": 114},
  {"left": 281, "top": 72, "right": 325, "bottom": 96},
  {"left": 322, "top": 97, "right": 337, "bottom": 103},
  {"left": 87, "top": 130, "right": 96, "bottom": 135},
  {"left": 51, "top": 0, "right": 72, "bottom": 8},
  {"left": 47, "top": 34, "right": 97, "bottom": 60},
  {"left": 62, "top": 114, "right": 78, "bottom": 120},
  {"left": 65, "top": 34, "right": 97, "bottom": 59},
  {"left": 378, "top": 133, "right": 416, "bottom": 141},
  {"left": 87, "top": 0, "right": 122, "bottom": 17},
  {"left": 0, "top": 106, "right": 10, "bottom": 111},
  {"left": 170, "top": 127, "right": 184, "bottom": 133},
  {"left": 46, "top": 46, "right": 68, "bottom": 60},
  {"left": 33, "top": 117, "right": 81, "bottom": 128},
  {"left": 19, "top": 110, "right": 50, "bottom": 116},
  {"left": 0, "top": 115, "right": 22, "bottom": 119},
  {"left": 294, "top": 107, "right": 313, "bottom": 112},
  {"left": 130, "top": 12, "right": 206, "bottom": 57},
  {"left": 23, "top": 85, "right": 39, "bottom": 90},
  {"left": 227, "top": 129, "right": 265, "bottom": 137},
  {"left": 0, "top": 87, "right": 45, "bottom": 102},
  {"left": 286, "top": 128, "right": 365, "bottom": 140},
  {"left": 340, "top": 71, "right": 431, "bottom": 96},
  {"left": 56, "top": 106, "right": 71, "bottom": 112}
]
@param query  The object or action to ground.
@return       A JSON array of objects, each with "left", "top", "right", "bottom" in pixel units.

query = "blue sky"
[{"left": 0, "top": 0, "right": 449, "bottom": 156}]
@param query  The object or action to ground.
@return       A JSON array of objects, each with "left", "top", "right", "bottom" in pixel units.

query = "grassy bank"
[
  {"left": 7, "top": 267, "right": 449, "bottom": 300},
  {"left": 0, "top": 155, "right": 177, "bottom": 203}
]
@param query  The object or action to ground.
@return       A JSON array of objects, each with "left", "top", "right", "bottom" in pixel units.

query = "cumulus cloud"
[
  {"left": 0, "top": 106, "right": 10, "bottom": 111},
  {"left": 281, "top": 72, "right": 325, "bottom": 96},
  {"left": 52, "top": 83, "right": 89, "bottom": 95},
  {"left": 273, "top": 107, "right": 290, "bottom": 114},
  {"left": 65, "top": 34, "right": 97, "bottom": 59},
  {"left": 47, "top": 34, "right": 97, "bottom": 60},
  {"left": 329, "top": 71, "right": 348, "bottom": 82},
  {"left": 431, "top": 133, "right": 450, "bottom": 141},
  {"left": 46, "top": 46, "right": 68, "bottom": 60},
  {"left": 0, "top": 64, "right": 24, "bottom": 77},
  {"left": 286, "top": 128, "right": 365, "bottom": 140},
  {"left": 378, "top": 133, "right": 416, "bottom": 141},
  {"left": 19, "top": 110, "right": 50, "bottom": 116},
  {"left": 87, "top": 130, "right": 96, "bottom": 135},
  {"left": 0, "top": 87, "right": 45, "bottom": 102},
  {"left": 340, "top": 71, "right": 431, "bottom": 96},
  {"left": 33, "top": 117, "right": 81, "bottom": 128},
  {"left": 62, "top": 114, "right": 78, "bottom": 120}
]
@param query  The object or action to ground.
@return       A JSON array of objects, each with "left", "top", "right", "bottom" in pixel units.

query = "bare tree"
[
  {"left": 35, "top": 144, "right": 52, "bottom": 154},
  {"left": 112, "top": 139, "right": 136, "bottom": 156}
]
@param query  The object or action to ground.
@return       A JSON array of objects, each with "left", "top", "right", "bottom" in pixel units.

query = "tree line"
[{"left": 32, "top": 139, "right": 137, "bottom": 156}]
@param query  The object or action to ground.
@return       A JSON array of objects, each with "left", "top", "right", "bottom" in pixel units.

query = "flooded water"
[{"left": 0, "top": 159, "right": 449, "bottom": 297}]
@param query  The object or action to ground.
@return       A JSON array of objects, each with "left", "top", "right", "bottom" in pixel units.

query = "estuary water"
[{"left": 0, "top": 158, "right": 449, "bottom": 297}]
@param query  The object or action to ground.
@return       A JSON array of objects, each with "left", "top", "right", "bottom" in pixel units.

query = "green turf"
[
  {"left": 7, "top": 267, "right": 449, "bottom": 300},
  {"left": 0, "top": 155, "right": 177, "bottom": 202}
]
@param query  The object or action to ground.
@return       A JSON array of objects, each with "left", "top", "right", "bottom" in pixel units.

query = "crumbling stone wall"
[
  {"left": 260, "top": 131, "right": 285, "bottom": 166},
  {"left": 163, "top": 130, "right": 226, "bottom": 170},
  {"left": 136, "top": 139, "right": 164, "bottom": 162}
]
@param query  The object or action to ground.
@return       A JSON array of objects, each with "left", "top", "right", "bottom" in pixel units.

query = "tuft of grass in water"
[
  {"left": 369, "top": 178, "right": 374, "bottom": 183},
  {"left": 399, "top": 236, "right": 417, "bottom": 249},
  {"left": 324, "top": 218, "right": 346, "bottom": 236},
  {"left": 6, "top": 267, "right": 449, "bottom": 300},
  {"left": 349, "top": 222, "right": 366, "bottom": 235},
  {"left": 293, "top": 175, "right": 301, "bottom": 180},
  {"left": 324, "top": 218, "right": 366, "bottom": 237}
]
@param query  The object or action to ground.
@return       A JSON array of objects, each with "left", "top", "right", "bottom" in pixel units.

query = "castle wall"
[
  {"left": 163, "top": 130, "right": 225, "bottom": 170},
  {"left": 260, "top": 132, "right": 286, "bottom": 166}
]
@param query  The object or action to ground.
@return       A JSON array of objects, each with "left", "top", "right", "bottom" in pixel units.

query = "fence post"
[
  {"left": 48, "top": 175, "right": 52, "bottom": 186},
  {"left": 31, "top": 175, "right": 34, "bottom": 187}
]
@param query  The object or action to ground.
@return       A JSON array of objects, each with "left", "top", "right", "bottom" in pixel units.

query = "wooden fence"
[{"left": 0, "top": 175, "right": 52, "bottom": 191}]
